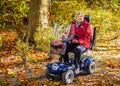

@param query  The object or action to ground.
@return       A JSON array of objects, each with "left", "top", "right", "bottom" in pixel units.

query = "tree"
[
  {"left": 0, "top": 0, "right": 29, "bottom": 40},
  {"left": 26, "top": 0, "right": 50, "bottom": 45}
]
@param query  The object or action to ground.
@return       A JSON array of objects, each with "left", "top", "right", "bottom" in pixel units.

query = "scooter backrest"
[
  {"left": 90, "top": 27, "right": 97, "bottom": 50},
  {"left": 84, "top": 15, "right": 90, "bottom": 23}
]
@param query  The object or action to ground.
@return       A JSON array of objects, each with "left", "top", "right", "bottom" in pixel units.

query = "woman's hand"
[{"left": 72, "top": 39, "right": 78, "bottom": 43}]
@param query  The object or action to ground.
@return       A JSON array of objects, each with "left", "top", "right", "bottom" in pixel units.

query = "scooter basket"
[{"left": 50, "top": 41, "right": 63, "bottom": 49}]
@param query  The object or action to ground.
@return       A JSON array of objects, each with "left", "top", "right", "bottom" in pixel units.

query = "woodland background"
[{"left": 0, "top": 0, "right": 120, "bottom": 86}]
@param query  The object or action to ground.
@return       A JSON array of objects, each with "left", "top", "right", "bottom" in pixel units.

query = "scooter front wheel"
[{"left": 62, "top": 70, "right": 74, "bottom": 84}]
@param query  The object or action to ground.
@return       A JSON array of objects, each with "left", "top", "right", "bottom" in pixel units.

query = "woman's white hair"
[{"left": 76, "top": 11, "right": 84, "bottom": 16}]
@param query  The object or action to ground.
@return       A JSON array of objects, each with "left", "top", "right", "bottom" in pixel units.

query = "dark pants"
[{"left": 61, "top": 43, "right": 86, "bottom": 69}]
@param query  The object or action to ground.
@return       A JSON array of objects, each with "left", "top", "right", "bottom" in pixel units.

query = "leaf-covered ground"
[{"left": 0, "top": 29, "right": 120, "bottom": 86}]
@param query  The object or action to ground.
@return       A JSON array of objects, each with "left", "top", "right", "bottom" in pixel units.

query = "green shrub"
[
  {"left": 34, "top": 28, "right": 58, "bottom": 52},
  {"left": 16, "top": 39, "right": 29, "bottom": 56},
  {"left": 0, "top": 81, "right": 5, "bottom": 86}
]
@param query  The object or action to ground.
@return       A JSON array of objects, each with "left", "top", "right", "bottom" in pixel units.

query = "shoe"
[
  {"left": 71, "top": 64, "right": 75, "bottom": 68},
  {"left": 65, "top": 62, "right": 71, "bottom": 66},
  {"left": 75, "top": 68, "right": 80, "bottom": 74}
]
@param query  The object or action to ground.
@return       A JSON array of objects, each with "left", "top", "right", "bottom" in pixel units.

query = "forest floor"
[{"left": 0, "top": 29, "right": 120, "bottom": 86}]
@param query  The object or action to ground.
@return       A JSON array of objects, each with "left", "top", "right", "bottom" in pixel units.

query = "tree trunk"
[
  {"left": 40, "top": 0, "right": 50, "bottom": 28},
  {"left": 26, "top": 0, "right": 41, "bottom": 45},
  {"left": 25, "top": 0, "right": 50, "bottom": 45}
]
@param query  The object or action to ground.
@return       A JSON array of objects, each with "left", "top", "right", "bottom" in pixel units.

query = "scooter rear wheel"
[
  {"left": 45, "top": 68, "right": 51, "bottom": 79},
  {"left": 87, "top": 61, "right": 96, "bottom": 74}
]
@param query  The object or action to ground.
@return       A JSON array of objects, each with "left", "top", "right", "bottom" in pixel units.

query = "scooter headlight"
[{"left": 52, "top": 63, "right": 59, "bottom": 70}]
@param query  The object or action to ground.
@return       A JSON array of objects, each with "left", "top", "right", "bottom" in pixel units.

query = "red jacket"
[{"left": 69, "top": 20, "right": 92, "bottom": 49}]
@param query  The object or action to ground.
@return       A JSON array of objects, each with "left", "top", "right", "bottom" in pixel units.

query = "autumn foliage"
[{"left": 0, "top": 0, "right": 120, "bottom": 85}]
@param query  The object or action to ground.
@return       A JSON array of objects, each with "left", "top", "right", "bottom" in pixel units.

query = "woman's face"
[{"left": 76, "top": 14, "right": 84, "bottom": 23}]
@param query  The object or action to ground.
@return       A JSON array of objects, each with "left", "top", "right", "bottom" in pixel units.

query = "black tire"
[
  {"left": 62, "top": 70, "right": 74, "bottom": 84},
  {"left": 87, "top": 61, "right": 96, "bottom": 74},
  {"left": 45, "top": 68, "right": 51, "bottom": 79}
]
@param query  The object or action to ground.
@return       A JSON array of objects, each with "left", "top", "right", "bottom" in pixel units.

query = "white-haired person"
[{"left": 61, "top": 11, "right": 92, "bottom": 74}]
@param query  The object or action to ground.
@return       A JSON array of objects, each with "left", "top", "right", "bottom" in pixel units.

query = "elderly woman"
[{"left": 61, "top": 11, "right": 92, "bottom": 74}]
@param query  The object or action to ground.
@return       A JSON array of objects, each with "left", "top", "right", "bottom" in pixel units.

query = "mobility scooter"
[{"left": 45, "top": 15, "right": 97, "bottom": 84}]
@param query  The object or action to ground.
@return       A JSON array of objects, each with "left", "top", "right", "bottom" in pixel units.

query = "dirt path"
[{"left": 0, "top": 50, "right": 120, "bottom": 86}]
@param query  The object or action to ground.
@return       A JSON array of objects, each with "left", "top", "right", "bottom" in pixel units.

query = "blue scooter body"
[{"left": 47, "top": 56, "right": 94, "bottom": 77}]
